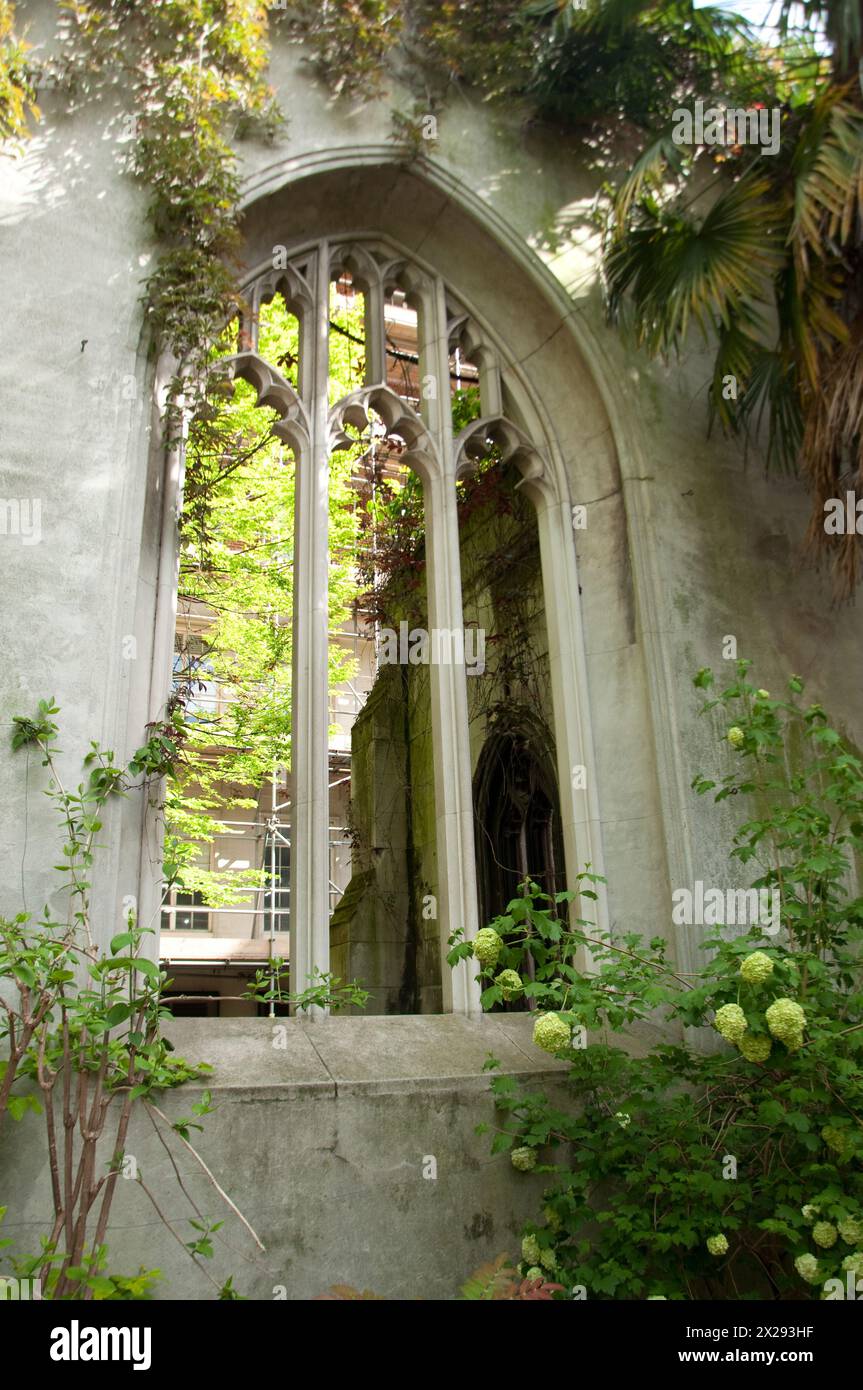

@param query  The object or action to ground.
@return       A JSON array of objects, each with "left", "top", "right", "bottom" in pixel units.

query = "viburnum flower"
[
  {"left": 472, "top": 928, "right": 503, "bottom": 967},
  {"left": 795, "top": 1253, "right": 820, "bottom": 1285},
  {"left": 739, "top": 951, "right": 773, "bottom": 985},
  {"left": 812, "top": 1222, "right": 838, "bottom": 1249},
  {"left": 713, "top": 1003, "right": 748, "bottom": 1044},
  {"left": 765, "top": 998, "right": 805, "bottom": 1050},
  {"left": 706, "top": 1234, "right": 729, "bottom": 1256},
  {"left": 524, "top": 1267, "right": 544, "bottom": 1282},
  {"left": 540, "top": 1248, "right": 558, "bottom": 1272},
  {"left": 614, "top": 1111, "right": 631, "bottom": 1128},
  {"left": 495, "top": 968, "right": 523, "bottom": 1001},
  {"left": 738, "top": 1033, "right": 772, "bottom": 1063},
  {"left": 727, "top": 726, "right": 745, "bottom": 748},
  {"left": 842, "top": 1253, "right": 863, "bottom": 1277},
  {"left": 522, "top": 1234, "right": 541, "bottom": 1266},
  {"left": 511, "top": 1146, "right": 536, "bottom": 1172},
  {"left": 756, "top": 689, "right": 770, "bottom": 700},
  {"left": 838, "top": 1217, "right": 863, "bottom": 1246},
  {"left": 533, "top": 1012, "right": 571, "bottom": 1054},
  {"left": 801, "top": 1205, "right": 820, "bottom": 1225}
]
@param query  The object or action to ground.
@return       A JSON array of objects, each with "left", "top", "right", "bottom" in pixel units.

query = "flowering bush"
[
  {"left": 450, "top": 663, "right": 863, "bottom": 1299},
  {"left": 533, "top": 1013, "right": 572, "bottom": 1055},
  {"left": 472, "top": 927, "right": 504, "bottom": 968}
]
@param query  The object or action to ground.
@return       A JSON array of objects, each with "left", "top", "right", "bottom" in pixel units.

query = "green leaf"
[
  {"left": 105, "top": 1002, "right": 132, "bottom": 1028},
  {"left": 7, "top": 1093, "right": 42, "bottom": 1121},
  {"left": 110, "top": 931, "right": 137, "bottom": 955}
]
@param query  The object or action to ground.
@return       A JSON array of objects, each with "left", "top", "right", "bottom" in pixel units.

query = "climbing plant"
[{"left": 3, "top": 3, "right": 860, "bottom": 596}]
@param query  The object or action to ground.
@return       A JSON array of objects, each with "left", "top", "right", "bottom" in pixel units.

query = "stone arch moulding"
[{"left": 230, "top": 223, "right": 614, "bottom": 1003}]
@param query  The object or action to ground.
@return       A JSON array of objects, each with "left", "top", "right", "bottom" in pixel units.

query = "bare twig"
[{"left": 146, "top": 1100, "right": 266, "bottom": 1252}]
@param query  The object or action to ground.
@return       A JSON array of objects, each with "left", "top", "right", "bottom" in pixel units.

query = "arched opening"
[
  {"left": 474, "top": 729, "right": 566, "bottom": 928},
  {"left": 151, "top": 159, "right": 618, "bottom": 1012}
]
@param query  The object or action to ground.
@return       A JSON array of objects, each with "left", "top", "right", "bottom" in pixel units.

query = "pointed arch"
[
  {"left": 329, "top": 383, "right": 440, "bottom": 483},
  {"left": 221, "top": 352, "right": 310, "bottom": 455},
  {"left": 454, "top": 414, "right": 554, "bottom": 508},
  {"left": 225, "top": 200, "right": 617, "bottom": 1006}
]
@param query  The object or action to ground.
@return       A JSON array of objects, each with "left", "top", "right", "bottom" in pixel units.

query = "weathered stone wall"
[
  {"left": 330, "top": 665, "right": 432, "bottom": 1013},
  {"left": 0, "top": 1016, "right": 571, "bottom": 1300}
]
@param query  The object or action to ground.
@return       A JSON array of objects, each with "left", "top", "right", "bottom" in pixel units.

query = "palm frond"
[
  {"left": 775, "top": 254, "right": 847, "bottom": 392},
  {"left": 613, "top": 126, "right": 689, "bottom": 224},
  {"left": 790, "top": 85, "right": 863, "bottom": 257},
  {"left": 708, "top": 317, "right": 766, "bottom": 436},
  {"left": 734, "top": 344, "right": 804, "bottom": 472},
  {"left": 800, "top": 314, "right": 863, "bottom": 597},
  {"left": 777, "top": 0, "right": 863, "bottom": 75},
  {"left": 606, "top": 175, "right": 780, "bottom": 355}
]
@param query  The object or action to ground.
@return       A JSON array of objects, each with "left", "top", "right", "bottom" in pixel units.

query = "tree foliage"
[
  {"left": 0, "top": 0, "right": 38, "bottom": 146},
  {"left": 166, "top": 293, "right": 366, "bottom": 904}
]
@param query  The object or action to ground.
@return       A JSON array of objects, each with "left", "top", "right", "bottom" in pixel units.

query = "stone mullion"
[
  {"left": 363, "top": 272, "right": 386, "bottom": 387},
  {"left": 417, "top": 277, "right": 482, "bottom": 1015},
  {"left": 534, "top": 496, "right": 608, "bottom": 969},
  {"left": 476, "top": 350, "right": 502, "bottom": 419},
  {"left": 289, "top": 243, "right": 332, "bottom": 1011}
]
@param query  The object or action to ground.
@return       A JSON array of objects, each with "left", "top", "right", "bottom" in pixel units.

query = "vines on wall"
[
  {"left": 52, "top": 3, "right": 279, "bottom": 408},
  {"left": 4, "top": 2, "right": 859, "bottom": 593}
]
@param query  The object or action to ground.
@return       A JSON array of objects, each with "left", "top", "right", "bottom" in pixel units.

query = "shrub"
[{"left": 450, "top": 662, "right": 863, "bottom": 1299}]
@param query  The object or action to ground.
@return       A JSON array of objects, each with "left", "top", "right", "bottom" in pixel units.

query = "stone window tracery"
[{"left": 206, "top": 235, "right": 595, "bottom": 1014}]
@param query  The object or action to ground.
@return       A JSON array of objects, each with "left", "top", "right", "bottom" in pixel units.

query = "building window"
[
  {"left": 162, "top": 888, "right": 211, "bottom": 932},
  {"left": 261, "top": 840, "right": 290, "bottom": 931}
]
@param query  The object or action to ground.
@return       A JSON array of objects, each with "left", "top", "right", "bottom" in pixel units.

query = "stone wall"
[{"left": 0, "top": 1016, "right": 571, "bottom": 1300}]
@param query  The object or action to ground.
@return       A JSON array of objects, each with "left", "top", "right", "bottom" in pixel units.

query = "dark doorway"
[{"left": 473, "top": 730, "right": 565, "bottom": 928}]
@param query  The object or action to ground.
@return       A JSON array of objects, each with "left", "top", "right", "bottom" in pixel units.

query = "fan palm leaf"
[
  {"left": 606, "top": 174, "right": 781, "bottom": 355},
  {"left": 789, "top": 85, "right": 863, "bottom": 259},
  {"left": 801, "top": 313, "right": 863, "bottom": 595},
  {"left": 613, "top": 126, "right": 689, "bottom": 223}
]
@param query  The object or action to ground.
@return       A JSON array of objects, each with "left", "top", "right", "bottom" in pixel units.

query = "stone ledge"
[{"left": 162, "top": 1013, "right": 571, "bottom": 1097}]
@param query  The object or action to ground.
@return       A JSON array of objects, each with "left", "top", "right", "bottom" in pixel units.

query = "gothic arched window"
[{"left": 200, "top": 235, "right": 598, "bottom": 1014}]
